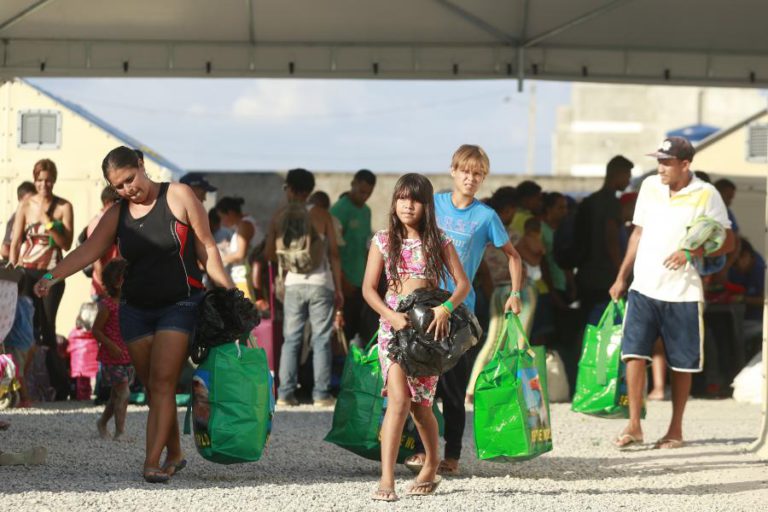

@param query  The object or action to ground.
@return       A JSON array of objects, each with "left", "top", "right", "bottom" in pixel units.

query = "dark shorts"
[
  {"left": 102, "top": 363, "right": 135, "bottom": 387},
  {"left": 119, "top": 292, "right": 205, "bottom": 344},
  {"left": 621, "top": 290, "right": 704, "bottom": 372}
]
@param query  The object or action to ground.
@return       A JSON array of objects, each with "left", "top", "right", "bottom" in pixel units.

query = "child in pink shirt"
[{"left": 93, "top": 260, "right": 134, "bottom": 440}]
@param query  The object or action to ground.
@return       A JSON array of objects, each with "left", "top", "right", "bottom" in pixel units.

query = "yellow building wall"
[
  {"left": 695, "top": 112, "right": 768, "bottom": 177},
  {"left": 0, "top": 79, "right": 176, "bottom": 335}
]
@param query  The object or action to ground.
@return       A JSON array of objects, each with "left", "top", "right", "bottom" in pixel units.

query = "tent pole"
[{"left": 749, "top": 130, "right": 768, "bottom": 458}]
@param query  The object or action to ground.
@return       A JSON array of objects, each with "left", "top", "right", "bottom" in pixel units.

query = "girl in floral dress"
[{"left": 362, "top": 173, "right": 469, "bottom": 501}]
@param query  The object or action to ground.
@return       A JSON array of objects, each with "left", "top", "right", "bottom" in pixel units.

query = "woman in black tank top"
[{"left": 34, "top": 146, "right": 234, "bottom": 483}]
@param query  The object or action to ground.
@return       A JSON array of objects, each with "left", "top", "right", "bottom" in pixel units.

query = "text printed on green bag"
[{"left": 531, "top": 427, "right": 552, "bottom": 443}]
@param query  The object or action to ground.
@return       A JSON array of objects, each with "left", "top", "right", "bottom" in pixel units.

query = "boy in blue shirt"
[{"left": 406, "top": 144, "right": 523, "bottom": 475}]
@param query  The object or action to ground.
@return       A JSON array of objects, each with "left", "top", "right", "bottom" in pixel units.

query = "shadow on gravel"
[
  {"left": 483, "top": 478, "right": 768, "bottom": 497},
  {"left": 1, "top": 407, "right": 763, "bottom": 496},
  {"left": 464, "top": 452, "right": 764, "bottom": 482}
]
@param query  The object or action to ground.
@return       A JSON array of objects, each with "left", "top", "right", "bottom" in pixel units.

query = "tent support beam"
[
  {"left": 247, "top": 0, "right": 256, "bottom": 45},
  {"left": 433, "top": 0, "right": 517, "bottom": 45},
  {"left": 523, "top": 0, "right": 634, "bottom": 48},
  {"left": 0, "top": 0, "right": 56, "bottom": 33},
  {"left": 517, "top": 0, "right": 530, "bottom": 92}
]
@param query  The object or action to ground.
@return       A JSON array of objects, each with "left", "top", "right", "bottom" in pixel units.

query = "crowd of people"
[{"left": 0, "top": 138, "right": 763, "bottom": 496}]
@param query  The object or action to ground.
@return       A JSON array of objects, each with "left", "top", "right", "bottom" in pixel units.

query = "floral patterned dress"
[{"left": 372, "top": 229, "right": 451, "bottom": 406}]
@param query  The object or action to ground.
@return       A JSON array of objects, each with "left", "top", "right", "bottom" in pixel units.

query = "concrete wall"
[
  {"left": 695, "top": 111, "right": 768, "bottom": 177},
  {"left": 199, "top": 171, "right": 605, "bottom": 234},
  {"left": 0, "top": 79, "right": 176, "bottom": 334},
  {"left": 203, "top": 169, "right": 766, "bottom": 267},
  {"left": 553, "top": 84, "right": 767, "bottom": 177}
]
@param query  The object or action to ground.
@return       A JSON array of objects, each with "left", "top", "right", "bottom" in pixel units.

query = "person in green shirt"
[
  {"left": 330, "top": 169, "right": 376, "bottom": 345},
  {"left": 509, "top": 180, "right": 543, "bottom": 241}
]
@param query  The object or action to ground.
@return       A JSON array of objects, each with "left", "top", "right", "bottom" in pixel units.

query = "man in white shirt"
[{"left": 609, "top": 137, "right": 735, "bottom": 449}]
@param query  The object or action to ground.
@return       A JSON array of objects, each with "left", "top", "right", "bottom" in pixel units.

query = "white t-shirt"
[
  {"left": 227, "top": 216, "right": 263, "bottom": 284},
  {"left": 630, "top": 174, "right": 731, "bottom": 303}
]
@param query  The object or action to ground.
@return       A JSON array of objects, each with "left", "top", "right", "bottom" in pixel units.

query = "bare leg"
[
  {"left": 616, "top": 358, "right": 646, "bottom": 446},
  {"left": 98, "top": 392, "right": 115, "bottom": 439},
  {"left": 144, "top": 330, "right": 188, "bottom": 471},
  {"left": 658, "top": 371, "right": 691, "bottom": 445},
  {"left": 378, "top": 363, "right": 412, "bottom": 496},
  {"left": 410, "top": 404, "right": 439, "bottom": 484},
  {"left": 648, "top": 339, "right": 667, "bottom": 400},
  {"left": 113, "top": 382, "right": 130, "bottom": 439},
  {"left": 127, "top": 338, "right": 154, "bottom": 462}
]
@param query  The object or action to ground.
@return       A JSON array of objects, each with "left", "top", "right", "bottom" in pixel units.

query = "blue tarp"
[{"left": 666, "top": 124, "right": 719, "bottom": 142}]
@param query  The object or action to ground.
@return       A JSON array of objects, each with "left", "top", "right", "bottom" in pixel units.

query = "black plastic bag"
[
  {"left": 387, "top": 288, "right": 482, "bottom": 377},
  {"left": 190, "top": 288, "right": 261, "bottom": 364}
]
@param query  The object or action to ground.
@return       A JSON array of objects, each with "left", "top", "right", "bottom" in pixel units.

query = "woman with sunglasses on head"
[{"left": 34, "top": 146, "right": 234, "bottom": 483}]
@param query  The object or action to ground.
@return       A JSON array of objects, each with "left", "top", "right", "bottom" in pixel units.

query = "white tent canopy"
[
  {"left": 2, "top": 0, "right": 768, "bottom": 458},
  {"left": 2, "top": 0, "right": 768, "bottom": 87}
]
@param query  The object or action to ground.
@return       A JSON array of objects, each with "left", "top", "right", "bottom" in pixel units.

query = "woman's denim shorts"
[{"left": 119, "top": 292, "right": 205, "bottom": 344}]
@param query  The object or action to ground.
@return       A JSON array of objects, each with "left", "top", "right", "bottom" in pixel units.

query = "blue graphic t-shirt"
[{"left": 434, "top": 192, "right": 510, "bottom": 312}]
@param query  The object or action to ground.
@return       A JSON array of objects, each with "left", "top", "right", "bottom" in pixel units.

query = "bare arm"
[
  {"left": 177, "top": 186, "right": 234, "bottom": 289},
  {"left": 663, "top": 228, "right": 736, "bottom": 270},
  {"left": 609, "top": 225, "right": 643, "bottom": 300},
  {"left": 501, "top": 241, "right": 523, "bottom": 314},
  {"left": 8, "top": 201, "right": 27, "bottom": 266},
  {"left": 221, "top": 220, "right": 254, "bottom": 265},
  {"left": 320, "top": 209, "right": 344, "bottom": 309},
  {"left": 361, "top": 244, "right": 401, "bottom": 326},
  {"left": 34, "top": 205, "right": 121, "bottom": 296},
  {"left": 47, "top": 201, "right": 74, "bottom": 251},
  {"left": 710, "top": 229, "right": 736, "bottom": 257},
  {"left": 265, "top": 214, "right": 278, "bottom": 263}
]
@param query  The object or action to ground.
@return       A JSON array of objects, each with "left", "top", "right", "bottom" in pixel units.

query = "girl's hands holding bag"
[
  {"left": 427, "top": 305, "right": 450, "bottom": 340},
  {"left": 387, "top": 311, "right": 409, "bottom": 331}
]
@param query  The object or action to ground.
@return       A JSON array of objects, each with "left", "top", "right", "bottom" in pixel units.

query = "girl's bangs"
[{"left": 394, "top": 175, "right": 432, "bottom": 203}]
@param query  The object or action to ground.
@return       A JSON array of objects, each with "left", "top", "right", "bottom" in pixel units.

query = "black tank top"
[{"left": 117, "top": 182, "right": 204, "bottom": 308}]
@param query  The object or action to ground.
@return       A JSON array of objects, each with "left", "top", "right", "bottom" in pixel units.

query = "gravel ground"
[{"left": 1, "top": 399, "right": 767, "bottom": 511}]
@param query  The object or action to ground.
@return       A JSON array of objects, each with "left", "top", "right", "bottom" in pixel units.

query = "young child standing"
[
  {"left": 93, "top": 259, "right": 134, "bottom": 440},
  {"left": 407, "top": 144, "right": 524, "bottom": 477},
  {"left": 362, "top": 173, "right": 470, "bottom": 502}
]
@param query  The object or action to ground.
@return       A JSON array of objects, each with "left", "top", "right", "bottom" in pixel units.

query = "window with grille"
[
  {"left": 18, "top": 110, "right": 62, "bottom": 149},
  {"left": 747, "top": 123, "right": 768, "bottom": 163}
]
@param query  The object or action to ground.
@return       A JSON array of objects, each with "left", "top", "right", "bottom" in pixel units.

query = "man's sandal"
[
  {"left": 371, "top": 488, "right": 398, "bottom": 502},
  {"left": 143, "top": 467, "right": 170, "bottom": 484},
  {"left": 406, "top": 475, "right": 442, "bottom": 496}
]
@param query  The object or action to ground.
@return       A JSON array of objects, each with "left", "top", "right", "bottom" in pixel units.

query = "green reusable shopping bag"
[
  {"left": 571, "top": 300, "right": 643, "bottom": 419},
  {"left": 324, "top": 334, "right": 443, "bottom": 463},
  {"left": 184, "top": 341, "right": 275, "bottom": 464},
  {"left": 474, "top": 314, "right": 553, "bottom": 462}
]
